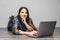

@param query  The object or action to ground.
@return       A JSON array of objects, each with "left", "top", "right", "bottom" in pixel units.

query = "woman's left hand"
[{"left": 21, "top": 17, "right": 26, "bottom": 24}]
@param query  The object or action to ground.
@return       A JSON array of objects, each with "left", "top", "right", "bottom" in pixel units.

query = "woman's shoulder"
[{"left": 13, "top": 16, "right": 19, "bottom": 21}]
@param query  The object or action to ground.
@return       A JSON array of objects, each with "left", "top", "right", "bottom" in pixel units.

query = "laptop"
[{"left": 28, "top": 21, "right": 57, "bottom": 38}]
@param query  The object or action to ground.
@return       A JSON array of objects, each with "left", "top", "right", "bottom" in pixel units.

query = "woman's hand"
[
  {"left": 21, "top": 17, "right": 26, "bottom": 24},
  {"left": 29, "top": 31, "right": 37, "bottom": 35}
]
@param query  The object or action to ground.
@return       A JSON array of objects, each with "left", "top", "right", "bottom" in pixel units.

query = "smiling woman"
[{"left": 12, "top": 7, "right": 37, "bottom": 35}]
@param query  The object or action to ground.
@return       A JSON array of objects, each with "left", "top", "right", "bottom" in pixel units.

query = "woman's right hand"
[{"left": 29, "top": 31, "right": 37, "bottom": 35}]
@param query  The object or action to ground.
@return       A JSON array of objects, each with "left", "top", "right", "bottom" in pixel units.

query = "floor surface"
[{"left": 0, "top": 27, "right": 60, "bottom": 40}]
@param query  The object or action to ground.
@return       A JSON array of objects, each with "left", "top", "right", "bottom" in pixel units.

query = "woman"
[{"left": 12, "top": 7, "right": 37, "bottom": 35}]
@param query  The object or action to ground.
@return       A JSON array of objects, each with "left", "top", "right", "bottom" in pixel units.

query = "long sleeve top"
[{"left": 12, "top": 16, "right": 36, "bottom": 35}]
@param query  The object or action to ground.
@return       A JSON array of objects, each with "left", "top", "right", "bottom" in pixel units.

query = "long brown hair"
[
  {"left": 17, "top": 7, "right": 37, "bottom": 30},
  {"left": 17, "top": 7, "right": 29, "bottom": 29}
]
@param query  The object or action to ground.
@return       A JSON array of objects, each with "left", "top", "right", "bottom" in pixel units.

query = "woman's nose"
[
  {"left": 24, "top": 14, "right": 26, "bottom": 16},
  {"left": 24, "top": 13, "right": 26, "bottom": 15}
]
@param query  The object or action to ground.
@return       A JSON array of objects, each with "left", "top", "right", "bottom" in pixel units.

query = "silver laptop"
[{"left": 28, "top": 21, "right": 57, "bottom": 38}]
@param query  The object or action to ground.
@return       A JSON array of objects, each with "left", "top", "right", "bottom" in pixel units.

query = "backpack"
[{"left": 7, "top": 15, "right": 14, "bottom": 31}]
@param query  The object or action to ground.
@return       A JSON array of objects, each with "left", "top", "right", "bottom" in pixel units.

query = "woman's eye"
[
  {"left": 25, "top": 12, "right": 27, "bottom": 14},
  {"left": 21, "top": 12, "right": 24, "bottom": 13}
]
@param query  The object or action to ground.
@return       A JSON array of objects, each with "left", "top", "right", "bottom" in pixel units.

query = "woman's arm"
[
  {"left": 19, "top": 30, "right": 37, "bottom": 35},
  {"left": 24, "top": 22, "right": 34, "bottom": 31},
  {"left": 22, "top": 18, "right": 37, "bottom": 31},
  {"left": 12, "top": 17, "right": 20, "bottom": 34},
  {"left": 12, "top": 26, "right": 37, "bottom": 35}
]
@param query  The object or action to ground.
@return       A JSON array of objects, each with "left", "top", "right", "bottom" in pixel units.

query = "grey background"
[{"left": 0, "top": 0, "right": 60, "bottom": 28}]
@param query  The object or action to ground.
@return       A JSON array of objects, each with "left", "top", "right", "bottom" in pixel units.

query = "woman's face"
[{"left": 20, "top": 8, "right": 28, "bottom": 19}]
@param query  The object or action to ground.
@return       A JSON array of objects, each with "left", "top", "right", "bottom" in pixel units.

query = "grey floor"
[{"left": 0, "top": 27, "right": 60, "bottom": 40}]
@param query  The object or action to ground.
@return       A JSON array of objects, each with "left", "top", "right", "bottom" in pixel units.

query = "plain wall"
[{"left": 0, "top": 0, "right": 60, "bottom": 28}]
